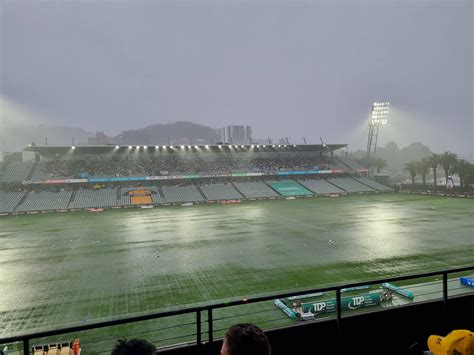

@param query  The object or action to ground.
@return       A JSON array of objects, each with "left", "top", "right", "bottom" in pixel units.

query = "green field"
[{"left": 1, "top": 194, "right": 473, "bottom": 350}]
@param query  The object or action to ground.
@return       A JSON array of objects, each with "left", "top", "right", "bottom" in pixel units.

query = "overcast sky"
[{"left": 1, "top": 0, "right": 472, "bottom": 154}]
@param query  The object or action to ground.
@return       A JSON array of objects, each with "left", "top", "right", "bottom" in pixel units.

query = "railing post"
[
  {"left": 208, "top": 308, "right": 213, "bottom": 343},
  {"left": 336, "top": 288, "right": 342, "bottom": 338},
  {"left": 442, "top": 272, "right": 448, "bottom": 330},
  {"left": 196, "top": 310, "right": 201, "bottom": 355},
  {"left": 442, "top": 272, "right": 448, "bottom": 307},
  {"left": 23, "top": 338, "right": 29, "bottom": 355}
]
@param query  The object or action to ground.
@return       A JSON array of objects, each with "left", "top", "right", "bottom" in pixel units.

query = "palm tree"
[
  {"left": 416, "top": 158, "right": 431, "bottom": 186},
  {"left": 374, "top": 158, "right": 387, "bottom": 174},
  {"left": 453, "top": 159, "right": 472, "bottom": 191},
  {"left": 439, "top": 151, "right": 458, "bottom": 185},
  {"left": 426, "top": 154, "right": 440, "bottom": 191},
  {"left": 404, "top": 161, "right": 418, "bottom": 191}
]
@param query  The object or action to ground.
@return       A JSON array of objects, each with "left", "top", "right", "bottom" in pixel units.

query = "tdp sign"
[{"left": 303, "top": 293, "right": 381, "bottom": 315}]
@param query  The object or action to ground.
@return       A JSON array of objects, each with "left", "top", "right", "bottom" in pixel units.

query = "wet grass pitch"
[{"left": 1, "top": 193, "right": 473, "bottom": 350}]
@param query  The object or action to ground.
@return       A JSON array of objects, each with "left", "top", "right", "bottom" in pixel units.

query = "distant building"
[
  {"left": 88, "top": 131, "right": 109, "bottom": 145},
  {"left": 218, "top": 125, "right": 252, "bottom": 144}
]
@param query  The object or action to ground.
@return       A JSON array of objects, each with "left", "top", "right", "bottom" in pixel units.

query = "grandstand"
[
  {"left": 0, "top": 162, "right": 34, "bottom": 182},
  {"left": 233, "top": 182, "right": 279, "bottom": 198},
  {"left": 336, "top": 156, "right": 368, "bottom": 172},
  {"left": 298, "top": 179, "right": 345, "bottom": 195},
  {"left": 0, "top": 191, "right": 26, "bottom": 213},
  {"left": 327, "top": 177, "right": 376, "bottom": 193},
  {"left": 70, "top": 188, "right": 118, "bottom": 209},
  {"left": 161, "top": 185, "right": 206, "bottom": 203},
  {"left": 355, "top": 176, "right": 393, "bottom": 192},
  {"left": 266, "top": 180, "right": 313, "bottom": 196},
  {"left": 199, "top": 183, "right": 242, "bottom": 200},
  {"left": 0, "top": 144, "right": 394, "bottom": 214},
  {"left": 16, "top": 191, "right": 72, "bottom": 212}
]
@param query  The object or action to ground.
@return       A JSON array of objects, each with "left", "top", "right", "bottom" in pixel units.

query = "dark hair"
[
  {"left": 224, "top": 323, "right": 271, "bottom": 355},
  {"left": 111, "top": 339, "right": 156, "bottom": 355}
]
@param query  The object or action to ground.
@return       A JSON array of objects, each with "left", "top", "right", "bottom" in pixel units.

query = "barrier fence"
[{"left": 1, "top": 266, "right": 473, "bottom": 354}]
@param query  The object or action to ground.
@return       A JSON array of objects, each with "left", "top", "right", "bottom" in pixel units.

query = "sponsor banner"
[
  {"left": 381, "top": 283, "right": 414, "bottom": 299},
  {"left": 44, "top": 179, "right": 67, "bottom": 184},
  {"left": 274, "top": 299, "right": 298, "bottom": 319},
  {"left": 302, "top": 293, "right": 381, "bottom": 315},
  {"left": 331, "top": 169, "right": 344, "bottom": 174},
  {"left": 356, "top": 169, "right": 369, "bottom": 173},
  {"left": 319, "top": 170, "right": 333, "bottom": 174},
  {"left": 146, "top": 176, "right": 169, "bottom": 180},
  {"left": 183, "top": 174, "right": 201, "bottom": 179},
  {"left": 88, "top": 176, "right": 147, "bottom": 183},
  {"left": 276, "top": 170, "right": 322, "bottom": 176},
  {"left": 65, "top": 179, "right": 88, "bottom": 183}
]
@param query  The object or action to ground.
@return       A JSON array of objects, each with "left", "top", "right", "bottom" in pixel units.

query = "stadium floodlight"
[
  {"left": 367, "top": 101, "right": 391, "bottom": 177},
  {"left": 293, "top": 145, "right": 296, "bottom": 147},
  {"left": 205, "top": 145, "right": 209, "bottom": 148},
  {"left": 218, "top": 145, "right": 222, "bottom": 148},
  {"left": 115, "top": 146, "right": 119, "bottom": 149},
  {"left": 194, "top": 145, "right": 198, "bottom": 148},
  {"left": 284, "top": 145, "right": 287, "bottom": 148},
  {"left": 181, "top": 145, "right": 185, "bottom": 148},
  {"left": 370, "top": 102, "right": 390, "bottom": 126},
  {"left": 143, "top": 146, "right": 147, "bottom": 149},
  {"left": 155, "top": 145, "right": 159, "bottom": 148},
  {"left": 263, "top": 145, "right": 266, "bottom": 148},
  {"left": 71, "top": 146, "right": 75, "bottom": 150},
  {"left": 272, "top": 145, "right": 275, "bottom": 147},
  {"left": 234, "top": 145, "right": 238, "bottom": 148},
  {"left": 241, "top": 145, "right": 245, "bottom": 148},
  {"left": 128, "top": 146, "right": 132, "bottom": 149},
  {"left": 136, "top": 145, "right": 140, "bottom": 148},
  {"left": 256, "top": 145, "right": 259, "bottom": 148},
  {"left": 251, "top": 145, "right": 254, "bottom": 148}
]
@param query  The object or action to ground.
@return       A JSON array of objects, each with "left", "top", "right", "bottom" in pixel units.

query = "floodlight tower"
[{"left": 366, "top": 102, "right": 390, "bottom": 177}]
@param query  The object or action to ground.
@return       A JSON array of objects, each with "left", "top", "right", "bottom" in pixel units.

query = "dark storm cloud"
[{"left": 1, "top": 0, "right": 472, "bottom": 154}]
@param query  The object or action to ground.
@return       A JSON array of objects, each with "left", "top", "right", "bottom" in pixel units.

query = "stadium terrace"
[{"left": 0, "top": 143, "right": 393, "bottom": 215}]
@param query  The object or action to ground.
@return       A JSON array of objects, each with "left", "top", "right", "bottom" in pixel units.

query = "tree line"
[{"left": 402, "top": 151, "right": 474, "bottom": 192}]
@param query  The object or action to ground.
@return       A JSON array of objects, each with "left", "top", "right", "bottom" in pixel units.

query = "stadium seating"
[
  {"left": 17, "top": 191, "right": 72, "bottom": 212},
  {"left": 0, "top": 162, "right": 34, "bottom": 182},
  {"left": 120, "top": 187, "right": 165, "bottom": 205},
  {"left": 330, "top": 159, "right": 350, "bottom": 172},
  {"left": 266, "top": 180, "right": 313, "bottom": 196},
  {"left": 327, "top": 177, "right": 375, "bottom": 193},
  {"left": 336, "top": 156, "right": 366, "bottom": 171},
  {"left": 233, "top": 182, "right": 279, "bottom": 198},
  {"left": 161, "top": 185, "right": 206, "bottom": 203},
  {"left": 69, "top": 189, "right": 118, "bottom": 208},
  {"left": 354, "top": 177, "right": 393, "bottom": 192},
  {"left": 298, "top": 179, "right": 345, "bottom": 195},
  {"left": 30, "top": 162, "right": 60, "bottom": 182},
  {"left": 0, "top": 191, "right": 26, "bottom": 212},
  {"left": 199, "top": 183, "right": 243, "bottom": 200}
]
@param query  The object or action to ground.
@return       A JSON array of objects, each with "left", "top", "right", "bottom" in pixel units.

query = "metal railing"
[{"left": 1, "top": 266, "right": 473, "bottom": 354}]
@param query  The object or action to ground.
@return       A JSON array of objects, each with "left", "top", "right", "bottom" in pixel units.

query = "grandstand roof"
[{"left": 24, "top": 144, "right": 348, "bottom": 158}]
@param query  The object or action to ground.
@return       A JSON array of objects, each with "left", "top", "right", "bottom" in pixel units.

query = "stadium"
[{"left": 0, "top": 142, "right": 473, "bottom": 354}]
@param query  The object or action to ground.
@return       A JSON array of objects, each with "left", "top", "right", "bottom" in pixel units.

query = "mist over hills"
[
  {"left": 0, "top": 121, "right": 219, "bottom": 151},
  {"left": 0, "top": 124, "right": 93, "bottom": 151},
  {"left": 114, "top": 121, "right": 220, "bottom": 145}
]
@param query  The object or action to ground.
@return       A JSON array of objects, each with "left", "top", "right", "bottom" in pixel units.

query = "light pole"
[{"left": 366, "top": 102, "right": 390, "bottom": 177}]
